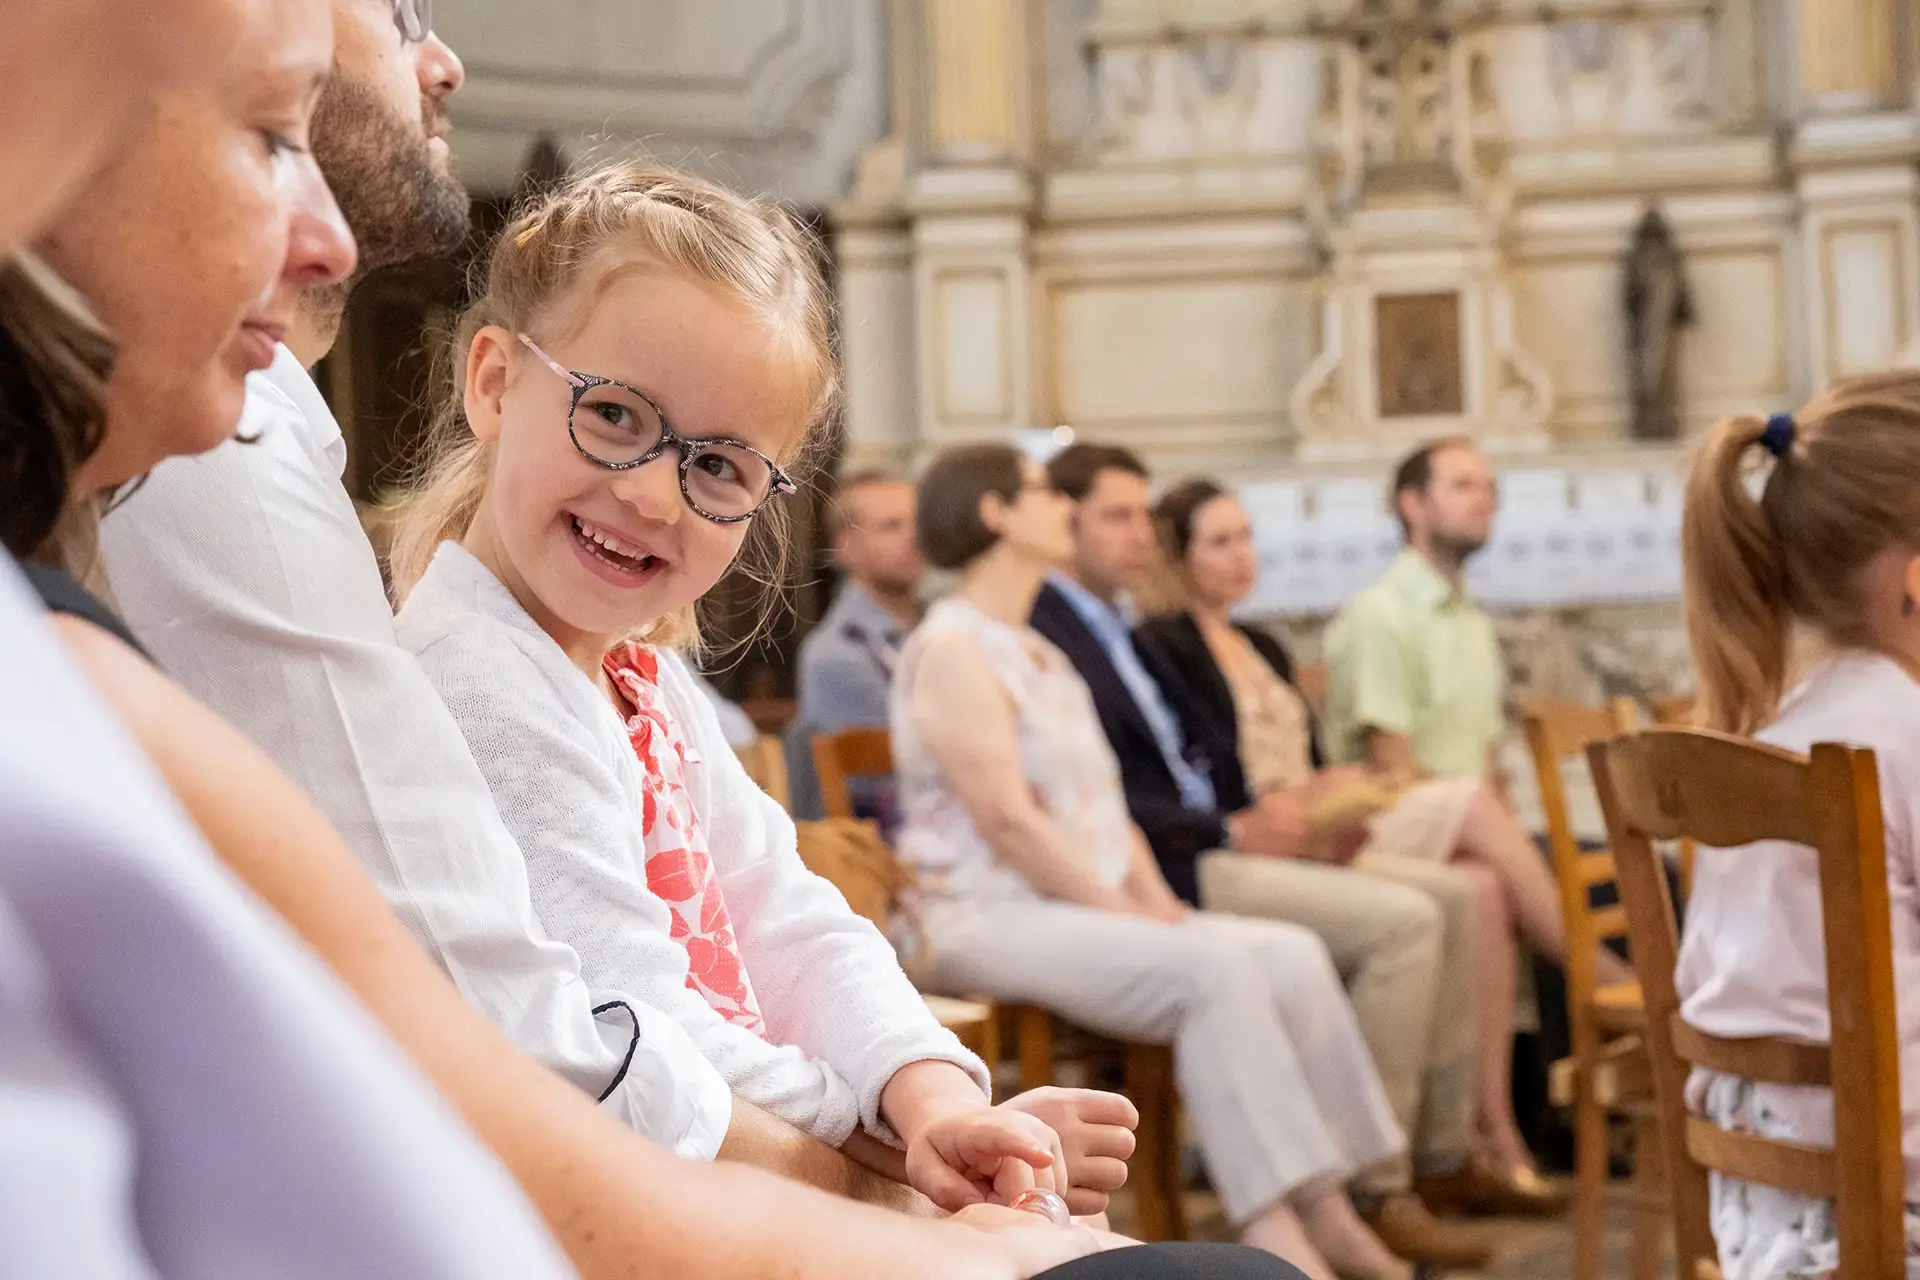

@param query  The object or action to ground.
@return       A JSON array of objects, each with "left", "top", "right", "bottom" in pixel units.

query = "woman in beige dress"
[{"left": 1135, "top": 479, "right": 1616, "bottom": 1189}]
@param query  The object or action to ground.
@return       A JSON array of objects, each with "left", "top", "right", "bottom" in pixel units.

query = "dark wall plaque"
[{"left": 1375, "top": 290, "right": 1464, "bottom": 417}]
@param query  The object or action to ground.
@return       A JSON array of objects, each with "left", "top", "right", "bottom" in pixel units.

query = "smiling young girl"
[{"left": 387, "top": 161, "right": 1129, "bottom": 1216}]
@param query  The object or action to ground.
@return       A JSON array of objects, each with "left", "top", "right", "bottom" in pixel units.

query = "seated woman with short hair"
[{"left": 892, "top": 443, "right": 1414, "bottom": 1280}]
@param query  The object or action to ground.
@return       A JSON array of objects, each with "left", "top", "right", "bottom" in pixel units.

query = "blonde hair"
[
  {"left": 1683, "top": 370, "right": 1920, "bottom": 734},
  {"left": 387, "top": 159, "right": 839, "bottom": 651}
]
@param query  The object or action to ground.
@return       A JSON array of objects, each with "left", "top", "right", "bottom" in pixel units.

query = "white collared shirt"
[
  {"left": 0, "top": 558, "right": 574, "bottom": 1279},
  {"left": 98, "top": 345, "right": 732, "bottom": 1160}
]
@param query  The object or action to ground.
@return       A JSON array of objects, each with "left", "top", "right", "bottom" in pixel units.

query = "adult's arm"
[
  {"left": 54, "top": 614, "right": 1095, "bottom": 1280},
  {"left": 97, "top": 406, "right": 729, "bottom": 1156},
  {"left": 1362, "top": 730, "right": 1422, "bottom": 779},
  {"left": 719, "top": 1096, "right": 932, "bottom": 1216},
  {"left": 905, "top": 628, "right": 1135, "bottom": 911},
  {"left": 1329, "top": 595, "right": 1422, "bottom": 778}
]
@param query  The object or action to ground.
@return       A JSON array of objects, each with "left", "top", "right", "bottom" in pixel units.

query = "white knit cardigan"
[{"left": 396, "top": 543, "right": 988, "bottom": 1146}]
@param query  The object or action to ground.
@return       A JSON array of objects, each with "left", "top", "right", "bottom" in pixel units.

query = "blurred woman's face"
[
  {"left": 1185, "top": 495, "right": 1258, "bottom": 610},
  {"left": 39, "top": 0, "right": 356, "bottom": 492},
  {"left": 0, "top": 0, "right": 262, "bottom": 253},
  {"left": 995, "top": 460, "right": 1076, "bottom": 570}
]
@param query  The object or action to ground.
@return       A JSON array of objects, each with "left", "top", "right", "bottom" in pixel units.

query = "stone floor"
[{"left": 1103, "top": 1178, "right": 1667, "bottom": 1280}]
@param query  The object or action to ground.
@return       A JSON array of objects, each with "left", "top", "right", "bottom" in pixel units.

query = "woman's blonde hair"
[
  {"left": 1683, "top": 370, "right": 1920, "bottom": 734},
  {"left": 386, "top": 159, "right": 839, "bottom": 651}
]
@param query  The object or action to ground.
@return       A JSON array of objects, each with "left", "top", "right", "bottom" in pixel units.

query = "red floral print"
[{"left": 604, "top": 641, "right": 765, "bottom": 1037}]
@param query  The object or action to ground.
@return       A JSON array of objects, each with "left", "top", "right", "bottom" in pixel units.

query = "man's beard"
[
  {"left": 1429, "top": 529, "right": 1487, "bottom": 568},
  {"left": 310, "top": 72, "right": 471, "bottom": 279}
]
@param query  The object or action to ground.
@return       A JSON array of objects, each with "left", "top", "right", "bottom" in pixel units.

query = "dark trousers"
[{"left": 1041, "top": 1244, "right": 1311, "bottom": 1280}]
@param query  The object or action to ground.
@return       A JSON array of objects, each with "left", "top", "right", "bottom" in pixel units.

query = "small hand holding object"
[
  {"left": 1001, "top": 1087, "right": 1140, "bottom": 1216},
  {"left": 905, "top": 1103, "right": 1069, "bottom": 1213}
]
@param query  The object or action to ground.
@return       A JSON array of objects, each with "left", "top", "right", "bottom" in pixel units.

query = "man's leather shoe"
[
  {"left": 1416, "top": 1155, "right": 1573, "bottom": 1218},
  {"left": 1361, "top": 1191, "right": 1493, "bottom": 1268}
]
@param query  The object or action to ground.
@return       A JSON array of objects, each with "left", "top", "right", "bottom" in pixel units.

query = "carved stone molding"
[{"left": 439, "top": 0, "right": 885, "bottom": 199}]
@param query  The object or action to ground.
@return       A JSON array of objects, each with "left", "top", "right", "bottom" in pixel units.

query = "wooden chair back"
[
  {"left": 813, "top": 727, "right": 895, "bottom": 821},
  {"left": 1589, "top": 729, "right": 1905, "bottom": 1280},
  {"left": 1521, "top": 698, "right": 1643, "bottom": 1020},
  {"left": 734, "top": 736, "right": 791, "bottom": 810},
  {"left": 1651, "top": 695, "right": 1696, "bottom": 728},
  {"left": 1647, "top": 696, "right": 1699, "bottom": 893}
]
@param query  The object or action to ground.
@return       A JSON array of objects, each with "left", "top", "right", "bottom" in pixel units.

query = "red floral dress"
[{"left": 604, "top": 641, "right": 766, "bottom": 1036}]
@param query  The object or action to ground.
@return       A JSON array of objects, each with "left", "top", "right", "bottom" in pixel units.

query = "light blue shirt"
[{"left": 1048, "top": 572, "right": 1218, "bottom": 812}]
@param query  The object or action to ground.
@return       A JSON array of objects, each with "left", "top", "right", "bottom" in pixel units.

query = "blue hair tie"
[{"left": 1761, "top": 412, "right": 1796, "bottom": 458}]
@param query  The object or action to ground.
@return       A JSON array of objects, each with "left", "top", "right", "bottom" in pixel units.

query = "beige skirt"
[{"left": 1358, "top": 777, "right": 1482, "bottom": 864}]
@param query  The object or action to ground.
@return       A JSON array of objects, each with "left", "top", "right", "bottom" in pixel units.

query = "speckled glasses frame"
[
  {"left": 393, "top": 0, "right": 431, "bottom": 43},
  {"left": 517, "top": 333, "right": 798, "bottom": 525}
]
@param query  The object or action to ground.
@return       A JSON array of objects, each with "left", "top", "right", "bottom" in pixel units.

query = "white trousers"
[
  {"left": 917, "top": 899, "right": 1406, "bottom": 1224},
  {"left": 1197, "top": 852, "right": 1478, "bottom": 1189}
]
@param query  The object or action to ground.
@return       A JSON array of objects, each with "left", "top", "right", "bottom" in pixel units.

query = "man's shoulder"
[
  {"left": 1329, "top": 574, "right": 1410, "bottom": 642},
  {"left": 796, "top": 596, "right": 872, "bottom": 675},
  {"left": 1029, "top": 581, "right": 1091, "bottom": 648}
]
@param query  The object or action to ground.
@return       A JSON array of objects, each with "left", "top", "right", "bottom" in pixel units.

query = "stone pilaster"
[
  {"left": 1789, "top": 0, "right": 1920, "bottom": 390},
  {"left": 923, "top": 0, "right": 1028, "bottom": 163},
  {"left": 1796, "top": 0, "right": 1897, "bottom": 115}
]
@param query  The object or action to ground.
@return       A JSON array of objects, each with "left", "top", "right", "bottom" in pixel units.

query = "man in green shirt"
[
  {"left": 1323, "top": 439, "right": 1596, "bottom": 1211},
  {"left": 1325, "top": 437, "right": 1505, "bottom": 784}
]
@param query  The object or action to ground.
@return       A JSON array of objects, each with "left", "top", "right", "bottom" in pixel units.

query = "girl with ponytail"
[{"left": 1676, "top": 370, "right": 1920, "bottom": 1278}]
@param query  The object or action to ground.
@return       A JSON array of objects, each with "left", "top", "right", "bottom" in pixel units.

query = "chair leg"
[
  {"left": 1573, "top": 1081, "right": 1610, "bottom": 1280},
  {"left": 978, "top": 1003, "right": 1001, "bottom": 1076},
  {"left": 1629, "top": 1112, "right": 1668, "bottom": 1280},
  {"left": 1125, "top": 1042, "right": 1185, "bottom": 1242},
  {"left": 1013, "top": 1005, "right": 1055, "bottom": 1094}
]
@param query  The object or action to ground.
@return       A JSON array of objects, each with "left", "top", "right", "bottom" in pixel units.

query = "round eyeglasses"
[
  {"left": 518, "top": 334, "right": 798, "bottom": 524},
  {"left": 393, "top": 0, "right": 432, "bottom": 43}
]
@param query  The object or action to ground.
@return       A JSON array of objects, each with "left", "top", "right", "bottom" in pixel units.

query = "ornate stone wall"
[
  {"left": 436, "top": 0, "right": 891, "bottom": 205},
  {"left": 835, "top": 0, "right": 1920, "bottom": 478}
]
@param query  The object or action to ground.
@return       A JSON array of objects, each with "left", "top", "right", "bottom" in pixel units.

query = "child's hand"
[
  {"left": 904, "top": 1104, "right": 1068, "bottom": 1213},
  {"left": 1000, "top": 1087, "right": 1139, "bottom": 1215}
]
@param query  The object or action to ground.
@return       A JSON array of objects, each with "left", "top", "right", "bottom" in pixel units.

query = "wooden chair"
[
  {"left": 812, "top": 726, "right": 894, "bottom": 822},
  {"left": 1523, "top": 698, "right": 1664, "bottom": 1280},
  {"left": 734, "top": 735, "right": 791, "bottom": 810},
  {"left": 809, "top": 726, "right": 1188, "bottom": 1240},
  {"left": 1647, "top": 696, "right": 1700, "bottom": 895},
  {"left": 1590, "top": 729, "right": 1906, "bottom": 1280}
]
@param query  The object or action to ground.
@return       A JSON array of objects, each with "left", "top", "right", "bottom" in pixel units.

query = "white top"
[
  {"left": 396, "top": 542, "right": 989, "bottom": 1147},
  {"left": 98, "top": 345, "right": 731, "bottom": 1160},
  {"left": 1676, "top": 650, "right": 1920, "bottom": 1194},
  {"left": 891, "top": 598, "right": 1136, "bottom": 905},
  {"left": 0, "top": 560, "right": 575, "bottom": 1279}
]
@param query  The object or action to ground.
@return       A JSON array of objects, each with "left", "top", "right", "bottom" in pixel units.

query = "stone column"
[
  {"left": 907, "top": 0, "right": 1038, "bottom": 450},
  {"left": 834, "top": 0, "right": 1039, "bottom": 463},
  {"left": 923, "top": 0, "right": 1027, "bottom": 163},
  {"left": 1789, "top": 0, "right": 1920, "bottom": 390},
  {"left": 1796, "top": 0, "right": 1897, "bottom": 115},
  {"left": 832, "top": 214, "right": 921, "bottom": 474},
  {"left": 828, "top": 0, "right": 924, "bottom": 474}
]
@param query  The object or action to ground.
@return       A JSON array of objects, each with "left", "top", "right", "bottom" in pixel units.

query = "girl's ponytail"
[{"left": 1682, "top": 414, "right": 1790, "bottom": 735}]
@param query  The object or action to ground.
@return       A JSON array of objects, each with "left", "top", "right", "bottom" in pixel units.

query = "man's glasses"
[
  {"left": 518, "top": 334, "right": 797, "bottom": 525},
  {"left": 393, "top": 0, "right": 432, "bottom": 43}
]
